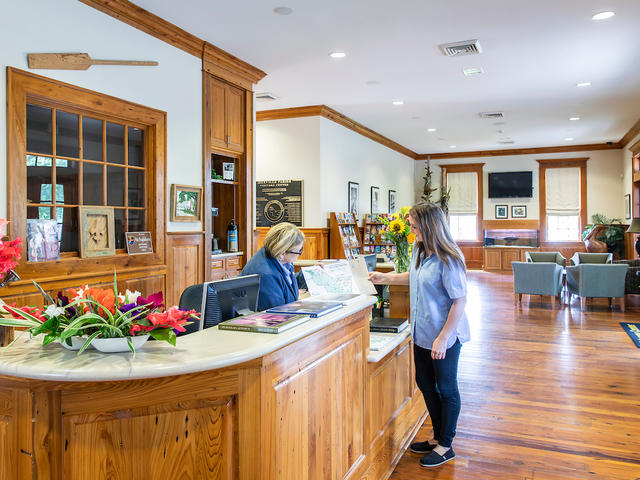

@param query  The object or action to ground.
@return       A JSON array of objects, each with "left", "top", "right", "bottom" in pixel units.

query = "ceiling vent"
[
  {"left": 479, "top": 111, "right": 504, "bottom": 119},
  {"left": 440, "top": 39, "right": 482, "bottom": 57},
  {"left": 497, "top": 140, "right": 515, "bottom": 145},
  {"left": 256, "top": 92, "right": 279, "bottom": 101}
]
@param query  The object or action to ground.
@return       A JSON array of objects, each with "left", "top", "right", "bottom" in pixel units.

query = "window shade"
[
  {"left": 546, "top": 167, "right": 580, "bottom": 216},
  {"left": 447, "top": 171, "right": 478, "bottom": 214}
]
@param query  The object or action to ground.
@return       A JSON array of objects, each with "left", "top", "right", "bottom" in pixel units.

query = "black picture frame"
[
  {"left": 511, "top": 205, "right": 527, "bottom": 218},
  {"left": 348, "top": 181, "right": 359, "bottom": 219},
  {"left": 371, "top": 186, "right": 380, "bottom": 214},
  {"left": 388, "top": 190, "right": 396, "bottom": 213},
  {"left": 625, "top": 193, "right": 631, "bottom": 219},
  {"left": 495, "top": 204, "right": 508, "bottom": 219}
]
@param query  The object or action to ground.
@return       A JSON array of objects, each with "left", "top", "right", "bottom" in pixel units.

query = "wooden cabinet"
[
  {"left": 210, "top": 254, "right": 243, "bottom": 280},
  {"left": 206, "top": 76, "right": 245, "bottom": 153},
  {"left": 483, "top": 247, "right": 532, "bottom": 271}
]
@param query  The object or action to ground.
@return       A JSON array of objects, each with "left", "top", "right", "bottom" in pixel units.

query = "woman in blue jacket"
[{"left": 241, "top": 223, "right": 305, "bottom": 311}]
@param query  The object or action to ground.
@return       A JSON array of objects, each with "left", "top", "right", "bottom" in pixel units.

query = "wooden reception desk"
[{"left": 0, "top": 296, "right": 425, "bottom": 479}]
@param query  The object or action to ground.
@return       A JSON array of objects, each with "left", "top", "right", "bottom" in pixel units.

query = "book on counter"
[
  {"left": 369, "top": 317, "right": 409, "bottom": 333},
  {"left": 307, "top": 294, "right": 361, "bottom": 305},
  {"left": 267, "top": 300, "right": 343, "bottom": 317},
  {"left": 217, "top": 312, "right": 310, "bottom": 334}
]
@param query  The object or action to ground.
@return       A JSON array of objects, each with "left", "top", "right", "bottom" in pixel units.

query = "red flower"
[
  {"left": 0, "top": 237, "right": 22, "bottom": 276},
  {"left": 146, "top": 306, "right": 195, "bottom": 333},
  {"left": 9, "top": 304, "right": 46, "bottom": 323}
]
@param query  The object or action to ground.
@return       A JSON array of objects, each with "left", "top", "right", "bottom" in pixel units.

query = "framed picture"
[
  {"left": 371, "top": 186, "right": 380, "bottom": 214},
  {"left": 222, "top": 162, "right": 235, "bottom": 181},
  {"left": 27, "top": 219, "right": 60, "bottom": 261},
  {"left": 625, "top": 193, "right": 631, "bottom": 219},
  {"left": 388, "top": 190, "right": 397, "bottom": 213},
  {"left": 171, "top": 184, "right": 202, "bottom": 222},
  {"left": 78, "top": 206, "right": 116, "bottom": 258},
  {"left": 511, "top": 205, "right": 527, "bottom": 218},
  {"left": 348, "top": 181, "right": 359, "bottom": 219},
  {"left": 495, "top": 204, "right": 508, "bottom": 219}
]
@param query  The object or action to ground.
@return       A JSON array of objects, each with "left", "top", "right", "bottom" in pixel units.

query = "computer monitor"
[
  {"left": 178, "top": 274, "right": 260, "bottom": 335},
  {"left": 363, "top": 254, "right": 377, "bottom": 272}
]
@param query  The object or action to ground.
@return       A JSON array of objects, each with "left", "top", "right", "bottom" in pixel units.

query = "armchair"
[
  {"left": 565, "top": 263, "right": 628, "bottom": 311},
  {"left": 525, "top": 251, "right": 567, "bottom": 267},
  {"left": 570, "top": 252, "right": 612, "bottom": 266},
  {"left": 512, "top": 261, "right": 564, "bottom": 308},
  {"left": 613, "top": 259, "right": 640, "bottom": 295}
]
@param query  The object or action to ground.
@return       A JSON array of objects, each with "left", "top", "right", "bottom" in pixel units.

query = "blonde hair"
[
  {"left": 409, "top": 202, "right": 465, "bottom": 271},
  {"left": 263, "top": 223, "right": 305, "bottom": 259}
]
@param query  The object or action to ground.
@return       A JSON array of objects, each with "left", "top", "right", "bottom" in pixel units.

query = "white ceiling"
[{"left": 133, "top": 0, "right": 640, "bottom": 154}]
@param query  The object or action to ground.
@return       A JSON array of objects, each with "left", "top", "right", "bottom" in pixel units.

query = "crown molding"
[
  {"left": 416, "top": 143, "right": 621, "bottom": 160},
  {"left": 256, "top": 105, "right": 418, "bottom": 159},
  {"left": 620, "top": 117, "right": 640, "bottom": 148},
  {"left": 79, "top": 0, "right": 266, "bottom": 89}
]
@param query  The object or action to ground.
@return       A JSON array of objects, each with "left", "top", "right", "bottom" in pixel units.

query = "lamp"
[{"left": 626, "top": 218, "right": 640, "bottom": 257}]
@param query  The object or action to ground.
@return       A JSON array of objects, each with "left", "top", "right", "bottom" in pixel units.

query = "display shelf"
[
  {"left": 211, "top": 179, "right": 239, "bottom": 185},
  {"left": 362, "top": 214, "right": 395, "bottom": 258},
  {"left": 329, "top": 212, "right": 363, "bottom": 259}
]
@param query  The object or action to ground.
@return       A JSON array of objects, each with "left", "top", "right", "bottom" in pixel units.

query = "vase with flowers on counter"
[{"left": 378, "top": 206, "right": 416, "bottom": 273}]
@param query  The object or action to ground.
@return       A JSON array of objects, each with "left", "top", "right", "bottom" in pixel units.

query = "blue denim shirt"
[{"left": 409, "top": 248, "right": 470, "bottom": 350}]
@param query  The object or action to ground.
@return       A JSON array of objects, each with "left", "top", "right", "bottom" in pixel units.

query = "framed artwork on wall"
[
  {"left": 170, "top": 184, "right": 202, "bottom": 222},
  {"left": 511, "top": 205, "right": 527, "bottom": 218},
  {"left": 348, "top": 181, "right": 360, "bottom": 219},
  {"left": 371, "top": 186, "right": 380, "bottom": 214},
  {"left": 388, "top": 190, "right": 396, "bottom": 213},
  {"left": 495, "top": 204, "right": 508, "bottom": 219},
  {"left": 78, "top": 206, "right": 116, "bottom": 258},
  {"left": 625, "top": 193, "right": 631, "bottom": 219}
]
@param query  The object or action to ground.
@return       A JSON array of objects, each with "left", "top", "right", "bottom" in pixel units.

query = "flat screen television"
[{"left": 488, "top": 171, "right": 533, "bottom": 198}]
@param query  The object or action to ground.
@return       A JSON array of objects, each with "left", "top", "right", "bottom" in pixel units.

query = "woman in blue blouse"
[
  {"left": 369, "top": 202, "right": 469, "bottom": 468},
  {"left": 241, "top": 222, "right": 305, "bottom": 311}
]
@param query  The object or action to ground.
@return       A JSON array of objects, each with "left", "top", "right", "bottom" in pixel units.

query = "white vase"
[
  {"left": 91, "top": 335, "right": 150, "bottom": 353},
  {"left": 60, "top": 336, "right": 92, "bottom": 351}
]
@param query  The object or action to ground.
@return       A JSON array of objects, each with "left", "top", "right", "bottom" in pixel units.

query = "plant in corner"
[
  {"left": 379, "top": 206, "right": 416, "bottom": 273},
  {"left": 581, "top": 213, "right": 626, "bottom": 258}
]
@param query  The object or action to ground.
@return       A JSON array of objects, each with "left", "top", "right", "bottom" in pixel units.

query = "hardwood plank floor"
[{"left": 390, "top": 270, "right": 640, "bottom": 480}]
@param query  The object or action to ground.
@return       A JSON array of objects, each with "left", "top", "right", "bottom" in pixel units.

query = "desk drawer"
[
  {"left": 211, "top": 260, "right": 224, "bottom": 272},
  {"left": 226, "top": 256, "right": 241, "bottom": 269}
]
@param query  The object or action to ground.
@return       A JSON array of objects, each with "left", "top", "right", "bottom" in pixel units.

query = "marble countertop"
[
  {"left": 367, "top": 330, "right": 411, "bottom": 363},
  {"left": 0, "top": 296, "right": 376, "bottom": 383},
  {"left": 211, "top": 251, "right": 244, "bottom": 259}
]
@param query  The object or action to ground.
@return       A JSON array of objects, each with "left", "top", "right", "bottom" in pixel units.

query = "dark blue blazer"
[{"left": 241, "top": 247, "right": 298, "bottom": 311}]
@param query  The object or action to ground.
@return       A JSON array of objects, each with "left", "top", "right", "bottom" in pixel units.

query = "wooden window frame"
[
  {"left": 7, "top": 68, "right": 166, "bottom": 278},
  {"left": 441, "top": 163, "right": 485, "bottom": 242},
  {"left": 537, "top": 158, "right": 588, "bottom": 244}
]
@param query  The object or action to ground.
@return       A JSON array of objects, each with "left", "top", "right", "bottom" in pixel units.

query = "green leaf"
[
  {"left": 113, "top": 269, "right": 119, "bottom": 310},
  {"left": 149, "top": 328, "right": 175, "bottom": 344},
  {"left": 32, "top": 280, "right": 56, "bottom": 305},
  {"left": 127, "top": 337, "right": 136, "bottom": 356},
  {"left": 77, "top": 331, "right": 101, "bottom": 355},
  {"left": 0, "top": 316, "right": 41, "bottom": 328},
  {"left": 42, "top": 333, "right": 58, "bottom": 347},
  {"left": 1, "top": 305, "right": 43, "bottom": 325}
]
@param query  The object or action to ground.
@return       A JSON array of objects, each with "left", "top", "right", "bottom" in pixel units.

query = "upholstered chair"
[
  {"left": 565, "top": 263, "right": 628, "bottom": 311},
  {"left": 613, "top": 259, "right": 640, "bottom": 295},
  {"left": 512, "top": 261, "right": 564, "bottom": 308},
  {"left": 525, "top": 251, "right": 567, "bottom": 267},
  {"left": 570, "top": 252, "right": 613, "bottom": 266}
]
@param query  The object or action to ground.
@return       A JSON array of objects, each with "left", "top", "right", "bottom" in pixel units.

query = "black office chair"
[{"left": 178, "top": 283, "right": 222, "bottom": 335}]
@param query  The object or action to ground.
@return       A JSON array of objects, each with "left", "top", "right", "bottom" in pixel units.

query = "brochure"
[
  {"left": 301, "top": 258, "right": 376, "bottom": 296},
  {"left": 217, "top": 312, "right": 310, "bottom": 334}
]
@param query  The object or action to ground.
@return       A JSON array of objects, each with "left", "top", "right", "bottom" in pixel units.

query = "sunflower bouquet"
[{"left": 378, "top": 206, "right": 415, "bottom": 273}]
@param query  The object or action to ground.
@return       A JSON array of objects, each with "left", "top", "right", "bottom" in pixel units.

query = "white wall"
[
  {"left": 414, "top": 149, "right": 625, "bottom": 222},
  {"left": 255, "top": 117, "right": 415, "bottom": 227},
  {"left": 0, "top": 0, "right": 202, "bottom": 231}
]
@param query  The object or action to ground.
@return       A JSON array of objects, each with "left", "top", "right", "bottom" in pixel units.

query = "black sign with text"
[{"left": 256, "top": 180, "right": 303, "bottom": 227}]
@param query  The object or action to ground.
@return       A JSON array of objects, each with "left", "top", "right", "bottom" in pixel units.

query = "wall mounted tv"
[{"left": 488, "top": 171, "right": 533, "bottom": 198}]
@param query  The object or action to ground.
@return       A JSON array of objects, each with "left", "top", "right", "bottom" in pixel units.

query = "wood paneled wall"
[
  {"left": 166, "top": 232, "right": 205, "bottom": 307},
  {"left": 254, "top": 227, "right": 329, "bottom": 260}
]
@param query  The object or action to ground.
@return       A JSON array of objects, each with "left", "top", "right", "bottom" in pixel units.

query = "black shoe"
[
  {"left": 420, "top": 448, "right": 455, "bottom": 467},
  {"left": 409, "top": 440, "right": 437, "bottom": 454}
]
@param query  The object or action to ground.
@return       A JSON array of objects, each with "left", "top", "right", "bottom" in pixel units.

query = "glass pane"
[
  {"left": 128, "top": 127, "right": 144, "bottom": 166},
  {"left": 128, "top": 169, "right": 144, "bottom": 207},
  {"left": 83, "top": 163, "right": 103, "bottom": 205},
  {"left": 28, "top": 206, "right": 51, "bottom": 220},
  {"left": 55, "top": 159, "right": 79, "bottom": 204},
  {"left": 114, "top": 209, "right": 125, "bottom": 249},
  {"left": 128, "top": 209, "right": 145, "bottom": 233},
  {"left": 26, "top": 104, "right": 52, "bottom": 154},
  {"left": 82, "top": 117, "right": 103, "bottom": 161},
  {"left": 58, "top": 207, "right": 78, "bottom": 252},
  {"left": 56, "top": 110, "right": 79, "bottom": 158},
  {"left": 26, "top": 156, "right": 53, "bottom": 204},
  {"left": 107, "top": 166, "right": 125, "bottom": 206},
  {"left": 106, "top": 122, "right": 125, "bottom": 164}
]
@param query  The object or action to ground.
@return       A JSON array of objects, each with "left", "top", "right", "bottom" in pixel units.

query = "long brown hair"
[{"left": 409, "top": 202, "right": 466, "bottom": 271}]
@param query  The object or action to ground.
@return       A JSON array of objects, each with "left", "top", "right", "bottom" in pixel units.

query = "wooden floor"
[{"left": 390, "top": 270, "right": 640, "bottom": 480}]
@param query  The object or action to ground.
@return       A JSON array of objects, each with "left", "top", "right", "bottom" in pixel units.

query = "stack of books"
[
  {"left": 267, "top": 300, "right": 342, "bottom": 317},
  {"left": 369, "top": 317, "right": 408, "bottom": 333}
]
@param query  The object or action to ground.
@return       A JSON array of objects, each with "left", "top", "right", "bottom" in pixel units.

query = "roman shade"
[
  {"left": 447, "top": 171, "right": 478, "bottom": 215},
  {"left": 546, "top": 167, "right": 580, "bottom": 216}
]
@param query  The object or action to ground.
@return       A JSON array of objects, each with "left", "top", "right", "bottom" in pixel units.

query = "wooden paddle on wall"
[{"left": 28, "top": 53, "right": 158, "bottom": 70}]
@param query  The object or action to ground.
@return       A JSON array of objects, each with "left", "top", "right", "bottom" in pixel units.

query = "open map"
[{"left": 301, "top": 259, "right": 377, "bottom": 296}]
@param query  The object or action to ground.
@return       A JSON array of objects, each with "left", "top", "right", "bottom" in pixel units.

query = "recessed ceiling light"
[
  {"left": 366, "top": 80, "right": 381, "bottom": 85},
  {"left": 569, "top": 116, "right": 580, "bottom": 121},
  {"left": 463, "top": 67, "right": 484, "bottom": 76},
  {"left": 411, "top": 116, "right": 421, "bottom": 120},
  {"left": 329, "top": 52, "right": 346, "bottom": 59},
  {"left": 392, "top": 100, "right": 404, "bottom": 106},
  {"left": 427, "top": 128, "right": 437, "bottom": 132},
  {"left": 449, "top": 145, "right": 457, "bottom": 148},
  {"left": 565, "top": 137, "right": 574, "bottom": 141},
  {"left": 592, "top": 11, "right": 615, "bottom": 20},
  {"left": 273, "top": 6, "right": 293, "bottom": 15},
  {"left": 576, "top": 82, "right": 591, "bottom": 87}
]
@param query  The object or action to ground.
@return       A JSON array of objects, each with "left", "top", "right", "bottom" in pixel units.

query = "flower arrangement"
[
  {"left": 0, "top": 274, "right": 199, "bottom": 355},
  {"left": 378, "top": 206, "right": 416, "bottom": 273},
  {"left": 0, "top": 219, "right": 22, "bottom": 287}
]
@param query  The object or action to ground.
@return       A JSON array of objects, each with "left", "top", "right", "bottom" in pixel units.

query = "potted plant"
[{"left": 581, "top": 214, "right": 626, "bottom": 258}]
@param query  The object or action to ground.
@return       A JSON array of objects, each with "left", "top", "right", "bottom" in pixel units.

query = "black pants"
[{"left": 414, "top": 340, "right": 462, "bottom": 448}]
